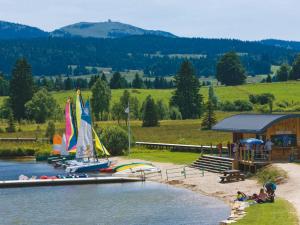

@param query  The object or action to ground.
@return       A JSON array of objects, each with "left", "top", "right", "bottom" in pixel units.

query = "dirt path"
[{"left": 274, "top": 163, "right": 300, "bottom": 222}]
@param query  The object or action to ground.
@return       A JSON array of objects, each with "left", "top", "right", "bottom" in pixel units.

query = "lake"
[{"left": 0, "top": 160, "right": 230, "bottom": 225}]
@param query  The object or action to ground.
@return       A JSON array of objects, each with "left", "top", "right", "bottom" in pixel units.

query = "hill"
[
  {"left": 261, "top": 39, "right": 300, "bottom": 51},
  {"left": 0, "top": 21, "right": 48, "bottom": 39},
  {"left": 51, "top": 20, "right": 176, "bottom": 38},
  {"left": 0, "top": 36, "right": 295, "bottom": 77}
]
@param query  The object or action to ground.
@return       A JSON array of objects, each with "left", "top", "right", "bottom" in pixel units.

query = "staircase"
[{"left": 190, "top": 155, "right": 233, "bottom": 173}]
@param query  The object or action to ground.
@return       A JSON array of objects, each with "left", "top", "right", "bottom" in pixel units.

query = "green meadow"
[{"left": 1, "top": 81, "right": 300, "bottom": 109}]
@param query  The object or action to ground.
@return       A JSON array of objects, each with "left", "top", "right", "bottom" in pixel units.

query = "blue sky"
[{"left": 0, "top": 0, "right": 299, "bottom": 40}]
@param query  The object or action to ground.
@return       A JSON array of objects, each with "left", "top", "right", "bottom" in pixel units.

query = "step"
[
  {"left": 191, "top": 162, "right": 231, "bottom": 171},
  {"left": 202, "top": 155, "right": 234, "bottom": 162},
  {"left": 191, "top": 163, "right": 231, "bottom": 172},
  {"left": 194, "top": 158, "right": 232, "bottom": 166},
  {"left": 190, "top": 165, "right": 224, "bottom": 173},
  {"left": 197, "top": 157, "right": 233, "bottom": 164},
  {"left": 193, "top": 161, "right": 232, "bottom": 169}
]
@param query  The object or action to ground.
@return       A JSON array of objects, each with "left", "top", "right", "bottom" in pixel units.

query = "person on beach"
[
  {"left": 236, "top": 191, "right": 247, "bottom": 201},
  {"left": 258, "top": 188, "right": 268, "bottom": 203}
]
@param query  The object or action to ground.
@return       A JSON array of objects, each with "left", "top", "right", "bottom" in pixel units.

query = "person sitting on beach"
[
  {"left": 236, "top": 191, "right": 247, "bottom": 201},
  {"left": 258, "top": 188, "right": 268, "bottom": 203}
]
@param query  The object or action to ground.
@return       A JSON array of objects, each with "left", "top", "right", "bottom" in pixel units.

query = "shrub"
[
  {"left": 256, "top": 165, "right": 287, "bottom": 184},
  {"left": 233, "top": 100, "right": 253, "bottom": 111},
  {"left": 220, "top": 100, "right": 253, "bottom": 111},
  {"left": 100, "top": 126, "right": 130, "bottom": 156}
]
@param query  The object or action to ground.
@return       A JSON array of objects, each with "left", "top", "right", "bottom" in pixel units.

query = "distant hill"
[
  {"left": 51, "top": 20, "right": 176, "bottom": 38},
  {"left": 0, "top": 36, "right": 295, "bottom": 77},
  {"left": 0, "top": 21, "right": 48, "bottom": 39},
  {"left": 261, "top": 39, "right": 300, "bottom": 51}
]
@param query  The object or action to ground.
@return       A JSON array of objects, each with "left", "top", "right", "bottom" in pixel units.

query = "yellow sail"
[
  {"left": 92, "top": 128, "right": 110, "bottom": 156},
  {"left": 76, "top": 90, "right": 82, "bottom": 132}
]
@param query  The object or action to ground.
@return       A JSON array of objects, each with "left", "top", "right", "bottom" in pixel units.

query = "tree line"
[{"left": 0, "top": 35, "right": 295, "bottom": 77}]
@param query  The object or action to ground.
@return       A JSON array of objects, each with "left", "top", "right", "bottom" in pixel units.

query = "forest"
[{"left": 0, "top": 35, "right": 296, "bottom": 77}]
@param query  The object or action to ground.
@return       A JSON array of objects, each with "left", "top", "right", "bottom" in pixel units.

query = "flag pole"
[{"left": 127, "top": 101, "right": 131, "bottom": 155}]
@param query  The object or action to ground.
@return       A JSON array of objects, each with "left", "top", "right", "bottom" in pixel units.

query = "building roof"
[{"left": 212, "top": 114, "right": 300, "bottom": 134}]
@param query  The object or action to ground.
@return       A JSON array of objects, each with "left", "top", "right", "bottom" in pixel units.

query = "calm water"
[{"left": 0, "top": 160, "right": 230, "bottom": 225}]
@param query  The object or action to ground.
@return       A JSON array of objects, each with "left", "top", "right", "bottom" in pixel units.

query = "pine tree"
[
  {"left": 171, "top": 60, "right": 203, "bottom": 119},
  {"left": 6, "top": 109, "right": 16, "bottom": 133},
  {"left": 9, "top": 58, "right": 34, "bottom": 120},
  {"left": 289, "top": 54, "right": 300, "bottom": 80},
  {"left": 266, "top": 74, "right": 272, "bottom": 83},
  {"left": 132, "top": 73, "right": 144, "bottom": 88},
  {"left": 216, "top": 52, "right": 246, "bottom": 86},
  {"left": 142, "top": 95, "right": 159, "bottom": 127},
  {"left": 45, "top": 121, "right": 56, "bottom": 143},
  {"left": 201, "top": 100, "right": 217, "bottom": 130},
  {"left": 101, "top": 73, "right": 108, "bottom": 83},
  {"left": 208, "top": 85, "right": 218, "bottom": 108},
  {"left": 276, "top": 64, "right": 290, "bottom": 81}
]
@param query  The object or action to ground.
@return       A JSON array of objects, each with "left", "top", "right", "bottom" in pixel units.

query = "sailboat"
[{"left": 65, "top": 92, "right": 110, "bottom": 173}]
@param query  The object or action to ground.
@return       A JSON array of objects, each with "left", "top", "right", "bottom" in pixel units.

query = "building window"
[{"left": 271, "top": 134, "right": 297, "bottom": 147}]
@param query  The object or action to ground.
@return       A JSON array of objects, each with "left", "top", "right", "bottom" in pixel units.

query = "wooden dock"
[
  {"left": 0, "top": 177, "right": 143, "bottom": 188},
  {"left": 136, "top": 141, "right": 227, "bottom": 153}
]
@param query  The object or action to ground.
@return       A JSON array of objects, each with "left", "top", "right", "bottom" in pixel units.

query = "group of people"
[
  {"left": 228, "top": 139, "right": 273, "bottom": 160},
  {"left": 236, "top": 182, "right": 276, "bottom": 204}
]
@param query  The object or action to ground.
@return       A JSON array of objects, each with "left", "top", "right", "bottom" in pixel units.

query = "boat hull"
[{"left": 66, "top": 160, "right": 110, "bottom": 173}]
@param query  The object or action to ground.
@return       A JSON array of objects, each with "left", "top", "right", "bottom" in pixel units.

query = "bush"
[
  {"left": 220, "top": 100, "right": 253, "bottom": 111},
  {"left": 233, "top": 100, "right": 253, "bottom": 111},
  {"left": 100, "top": 126, "right": 130, "bottom": 156},
  {"left": 256, "top": 165, "right": 287, "bottom": 184}
]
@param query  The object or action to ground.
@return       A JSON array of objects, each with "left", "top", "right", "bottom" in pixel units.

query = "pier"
[{"left": 0, "top": 177, "right": 143, "bottom": 188}]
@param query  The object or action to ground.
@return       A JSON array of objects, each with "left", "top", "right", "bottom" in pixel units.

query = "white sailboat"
[{"left": 65, "top": 98, "right": 110, "bottom": 173}]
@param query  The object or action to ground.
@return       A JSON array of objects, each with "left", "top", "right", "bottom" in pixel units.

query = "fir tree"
[
  {"left": 171, "top": 60, "right": 203, "bottom": 119},
  {"left": 266, "top": 74, "right": 272, "bottom": 83},
  {"left": 142, "top": 95, "right": 159, "bottom": 127},
  {"left": 201, "top": 100, "right": 217, "bottom": 130},
  {"left": 132, "top": 73, "right": 144, "bottom": 88},
  {"left": 276, "top": 64, "right": 290, "bottom": 81},
  {"left": 9, "top": 58, "right": 34, "bottom": 120},
  {"left": 289, "top": 54, "right": 300, "bottom": 80},
  {"left": 101, "top": 73, "right": 108, "bottom": 83},
  {"left": 6, "top": 109, "right": 16, "bottom": 133},
  {"left": 45, "top": 121, "right": 56, "bottom": 143},
  {"left": 208, "top": 85, "right": 218, "bottom": 108}
]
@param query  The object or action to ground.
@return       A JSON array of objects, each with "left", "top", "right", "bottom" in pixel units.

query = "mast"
[
  {"left": 127, "top": 101, "right": 131, "bottom": 155},
  {"left": 88, "top": 98, "right": 99, "bottom": 162}
]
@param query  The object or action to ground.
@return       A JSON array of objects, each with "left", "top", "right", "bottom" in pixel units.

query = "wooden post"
[{"left": 210, "top": 143, "right": 213, "bottom": 155}]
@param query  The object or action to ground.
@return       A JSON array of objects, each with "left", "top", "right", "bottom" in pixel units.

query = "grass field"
[
  {"left": 1, "top": 81, "right": 300, "bottom": 110},
  {"left": 124, "top": 148, "right": 200, "bottom": 164},
  {"left": 0, "top": 112, "right": 233, "bottom": 145},
  {"left": 235, "top": 198, "right": 298, "bottom": 225}
]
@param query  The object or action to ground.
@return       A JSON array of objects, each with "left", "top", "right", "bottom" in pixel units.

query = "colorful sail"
[
  {"left": 76, "top": 100, "right": 94, "bottom": 159},
  {"left": 65, "top": 99, "right": 77, "bottom": 151},
  {"left": 92, "top": 128, "right": 110, "bottom": 156},
  {"left": 76, "top": 90, "right": 84, "bottom": 133},
  {"left": 60, "top": 133, "right": 69, "bottom": 156}
]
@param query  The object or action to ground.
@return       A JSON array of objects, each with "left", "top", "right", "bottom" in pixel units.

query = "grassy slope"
[
  {"left": 235, "top": 198, "right": 298, "bottom": 225},
  {"left": 1, "top": 81, "right": 300, "bottom": 108}
]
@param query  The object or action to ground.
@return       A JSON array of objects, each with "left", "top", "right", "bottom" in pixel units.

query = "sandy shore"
[
  {"left": 112, "top": 158, "right": 300, "bottom": 224},
  {"left": 112, "top": 157, "right": 260, "bottom": 204}
]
